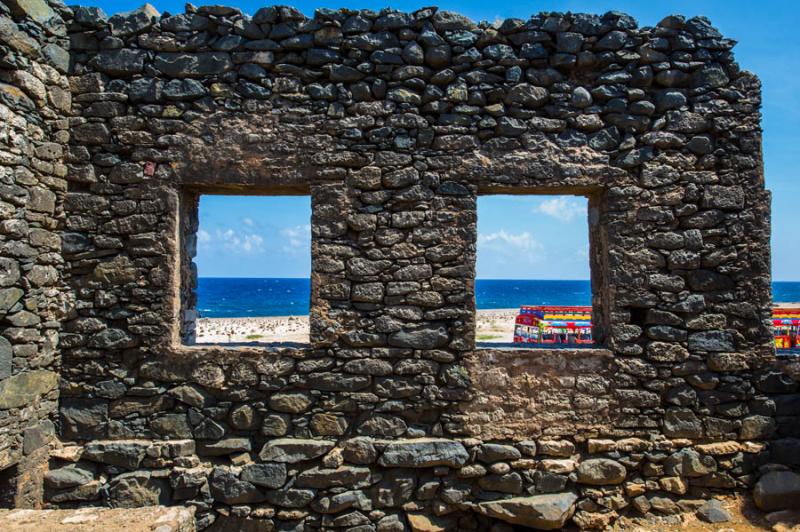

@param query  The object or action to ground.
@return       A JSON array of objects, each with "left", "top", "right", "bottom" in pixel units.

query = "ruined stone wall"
[
  {"left": 0, "top": 0, "right": 71, "bottom": 508},
  {"left": 0, "top": 2, "right": 795, "bottom": 529}
]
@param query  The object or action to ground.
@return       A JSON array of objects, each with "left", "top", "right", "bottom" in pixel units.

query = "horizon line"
[{"left": 197, "top": 276, "right": 800, "bottom": 282}]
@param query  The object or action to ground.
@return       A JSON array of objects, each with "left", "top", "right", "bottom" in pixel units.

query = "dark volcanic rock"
[
  {"left": 475, "top": 493, "right": 578, "bottom": 529},
  {"left": 89, "top": 49, "right": 147, "bottom": 77},
  {"left": 259, "top": 438, "right": 336, "bottom": 463},
  {"left": 379, "top": 439, "right": 469, "bottom": 468},
  {"left": 209, "top": 467, "right": 264, "bottom": 504},
  {"left": 753, "top": 471, "right": 800, "bottom": 511},
  {"left": 154, "top": 52, "right": 234, "bottom": 78},
  {"left": 241, "top": 463, "right": 287, "bottom": 489},
  {"left": 576, "top": 459, "right": 627, "bottom": 485}
]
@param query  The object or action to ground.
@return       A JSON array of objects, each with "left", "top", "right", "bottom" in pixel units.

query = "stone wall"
[
  {"left": 0, "top": 0, "right": 71, "bottom": 508},
  {"left": 1, "top": 2, "right": 798, "bottom": 530}
]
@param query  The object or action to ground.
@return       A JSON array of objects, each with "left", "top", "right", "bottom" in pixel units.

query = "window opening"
[
  {"left": 182, "top": 194, "right": 311, "bottom": 346},
  {"left": 476, "top": 194, "right": 598, "bottom": 348}
]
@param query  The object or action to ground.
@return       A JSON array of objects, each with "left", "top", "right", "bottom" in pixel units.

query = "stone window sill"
[
  {"left": 474, "top": 344, "right": 613, "bottom": 357},
  {"left": 172, "top": 342, "right": 312, "bottom": 357}
]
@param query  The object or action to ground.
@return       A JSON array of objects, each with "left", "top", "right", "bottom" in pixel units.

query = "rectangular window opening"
[
  {"left": 476, "top": 194, "right": 603, "bottom": 349},
  {"left": 0, "top": 464, "right": 18, "bottom": 508},
  {"left": 181, "top": 193, "right": 311, "bottom": 347}
]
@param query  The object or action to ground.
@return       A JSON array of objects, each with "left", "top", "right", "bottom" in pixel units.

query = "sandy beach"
[
  {"left": 196, "top": 315, "right": 311, "bottom": 344},
  {"left": 474, "top": 309, "right": 519, "bottom": 343},
  {"left": 196, "top": 309, "right": 521, "bottom": 344},
  {"left": 196, "top": 304, "right": 800, "bottom": 345}
]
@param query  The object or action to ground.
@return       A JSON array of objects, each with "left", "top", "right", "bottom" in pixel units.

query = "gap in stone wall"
[
  {"left": 0, "top": 464, "right": 18, "bottom": 508},
  {"left": 476, "top": 194, "right": 598, "bottom": 348},
  {"left": 183, "top": 194, "right": 311, "bottom": 347}
]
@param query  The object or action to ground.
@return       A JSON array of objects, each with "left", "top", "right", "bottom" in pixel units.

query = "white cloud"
[
  {"left": 478, "top": 229, "right": 544, "bottom": 264},
  {"left": 211, "top": 228, "right": 266, "bottom": 254},
  {"left": 197, "top": 222, "right": 310, "bottom": 257},
  {"left": 479, "top": 230, "right": 539, "bottom": 250},
  {"left": 241, "top": 234, "right": 264, "bottom": 253},
  {"left": 533, "top": 197, "right": 585, "bottom": 223},
  {"left": 281, "top": 224, "right": 311, "bottom": 253}
]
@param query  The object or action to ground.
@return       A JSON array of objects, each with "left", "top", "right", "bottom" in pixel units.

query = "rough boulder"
[{"left": 473, "top": 492, "right": 578, "bottom": 529}]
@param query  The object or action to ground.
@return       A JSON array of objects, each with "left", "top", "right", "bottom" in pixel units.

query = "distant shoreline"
[
  {"left": 194, "top": 277, "right": 800, "bottom": 320},
  {"left": 196, "top": 306, "right": 800, "bottom": 345},
  {"left": 195, "top": 309, "right": 522, "bottom": 344},
  {"left": 197, "top": 277, "right": 800, "bottom": 282}
]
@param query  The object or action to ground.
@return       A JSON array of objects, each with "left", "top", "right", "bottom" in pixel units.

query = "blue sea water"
[
  {"left": 475, "top": 279, "right": 592, "bottom": 309},
  {"left": 196, "top": 278, "right": 800, "bottom": 318},
  {"left": 197, "top": 278, "right": 311, "bottom": 318},
  {"left": 773, "top": 281, "right": 800, "bottom": 304}
]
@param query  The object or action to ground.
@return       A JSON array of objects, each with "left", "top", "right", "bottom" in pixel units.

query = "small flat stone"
[
  {"left": 259, "top": 438, "right": 335, "bottom": 463},
  {"left": 576, "top": 459, "right": 627, "bottom": 485},
  {"left": 83, "top": 440, "right": 149, "bottom": 469},
  {"left": 697, "top": 499, "right": 731, "bottom": 523},
  {"left": 196, "top": 438, "right": 252, "bottom": 456},
  {"left": 44, "top": 464, "right": 95, "bottom": 489},
  {"left": 475, "top": 492, "right": 578, "bottom": 530},
  {"left": 241, "top": 463, "right": 287, "bottom": 489},
  {"left": 0, "top": 370, "right": 58, "bottom": 409},
  {"left": 378, "top": 439, "right": 468, "bottom": 468}
]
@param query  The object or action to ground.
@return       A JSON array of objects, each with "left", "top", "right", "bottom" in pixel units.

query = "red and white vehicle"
[
  {"left": 513, "top": 306, "right": 594, "bottom": 345},
  {"left": 773, "top": 307, "right": 800, "bottom": 350},
  {"left": 512, "top": 305, "right": 800, "bottom": 350}
]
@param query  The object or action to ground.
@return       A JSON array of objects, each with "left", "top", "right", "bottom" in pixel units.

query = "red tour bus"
[
  {"left": 773, "top": 307, "right": 800, "bottom": 350},
  {"left": 512, "top": 305, "right": 800, "bottom": 350},
  {"left": 513, "top": 306, "right": 594, "bottom": 346}
]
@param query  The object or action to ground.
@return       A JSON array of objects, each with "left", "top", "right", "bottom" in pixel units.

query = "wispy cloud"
[
  {"left": 478, "top": 229, "right": 544, "bottom": 264},
  {"left": 197, "top": 220, "right": 311, "bottom": 258},
  {"left": 533, "top": 197, "right": 585, "bottom": 222},
  {"left": 479, "top": 230, "right": 539, "bottom": 250},
  {"left": 198, "top": 227, "right": 265, "bottom": 254},
  {"left": 281, "top": 224, "right": 311, "bottom": 254},
  {"left": 218, "top": 229, "right": 265, "bottom": 253}
]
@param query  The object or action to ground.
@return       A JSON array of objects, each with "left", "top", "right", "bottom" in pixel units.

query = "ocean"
[{"left": 196, "top": 278, "right": 800, "bottom": 318}]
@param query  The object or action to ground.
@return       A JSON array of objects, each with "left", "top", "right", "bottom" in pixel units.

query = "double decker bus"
[
  {"left": 773, "top": 307, "right": 800, "bottom": 350},
  {"left": 511, "top": 305, "right": 800, "bottom": 351},
  {"left": 513, "top": 306, "right": 594, "bottom": 346}
]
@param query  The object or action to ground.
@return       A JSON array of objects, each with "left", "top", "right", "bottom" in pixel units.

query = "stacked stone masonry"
[
  {"left": 1, "top": 1, "right": 799, "bottom": 530},
  {"left": 0, "top": 0, "right": 72, "bottom": 510}
]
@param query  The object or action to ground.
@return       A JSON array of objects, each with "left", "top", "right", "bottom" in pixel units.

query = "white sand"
[
  {"left": 195, "top": 309, "right": 520, "bottom": 345},
  {"left": 195, "top": 304, "right": 800, "bottom": 345},
  {"left": 475, "top": 308, "right": 518, "bottom": 343},
  {"left": 196, "top": 315, "right": 310, "bottom": 344}
]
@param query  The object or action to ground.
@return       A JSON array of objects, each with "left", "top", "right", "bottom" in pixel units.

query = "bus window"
[
  {"left": 776, "top": 326, "right": 791, "bottom": 349},
  {"left": 542, "top": 330, "right": 556, "bottom": 342}
]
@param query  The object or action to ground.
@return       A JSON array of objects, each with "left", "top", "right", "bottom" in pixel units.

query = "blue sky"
[
  {"left": 478, "top": 196, "right": 589, "bottom": 279},
  {"left": 198, "top": 195, "right": 311, "bottom": 277},
  {"left": 88, "top": 1, "right": 799, "bottom": 280}
]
